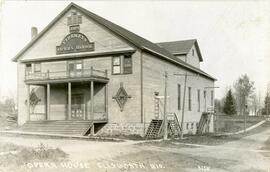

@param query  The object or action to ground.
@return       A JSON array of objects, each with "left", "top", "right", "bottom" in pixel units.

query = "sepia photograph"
[{"left": 0, "top": 0, "right": 269, "bottom": 171}]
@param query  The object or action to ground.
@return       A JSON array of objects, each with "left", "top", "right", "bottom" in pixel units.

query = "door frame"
[{"left": 70, "top": 93, "right": 85, "bottom": 120}]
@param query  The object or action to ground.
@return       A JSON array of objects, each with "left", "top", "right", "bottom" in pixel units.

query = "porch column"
[
  {"left": 46, "top": 83, "right": 50, "bottom": 120},
  {"left": 90, "top": 81, "right": 94, "bottom": 135},
  {"left": 90, "top": 81, "right": 94, "bottom": 120},
  {"left": 68, "top": 82, "right": 71, "bottom": 120},
  {"left": 105, "top": 83, "right": 108, "bottom": 120},
  {"left": 26, "top": 84, "right": 30, "bottom": 121}
]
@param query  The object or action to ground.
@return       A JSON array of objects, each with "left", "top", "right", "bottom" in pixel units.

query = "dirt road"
[{"left": 0, "top": 128, "right": 270, "bottom": 172}]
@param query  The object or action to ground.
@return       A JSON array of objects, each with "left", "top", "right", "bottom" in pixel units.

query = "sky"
[{"left": 0, "top": 0, "right": 269, "bottom": 100}]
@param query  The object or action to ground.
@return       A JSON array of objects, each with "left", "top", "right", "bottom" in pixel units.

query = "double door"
[
  {"left": 71, "top": 94, "right": 84, "bottom": 120},
  {"left": 68, "top": 61, "right": 82, "bottom": 77}
]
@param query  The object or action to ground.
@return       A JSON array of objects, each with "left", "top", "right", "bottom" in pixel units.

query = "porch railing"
[{"left": 25, "top": 66, "right": 108, "bottom": 81}]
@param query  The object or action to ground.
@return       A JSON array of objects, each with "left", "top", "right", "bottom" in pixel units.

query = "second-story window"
[
  {"left": 112, "top": 55, "right": 133, "bottom": 75},
  {"left": 25, "top": 64, "right": 32, "bottom": 75},
  {"left": 112, "top": 56, "right": 121, "bottom": 74},
  {"left": 123, "top": 55, "right": 132, "bottom": 74},
  {"left": 34, "top": 63, "right": 41, "bottom": 73}
]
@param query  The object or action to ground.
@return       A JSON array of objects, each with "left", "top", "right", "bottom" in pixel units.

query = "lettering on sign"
[{"left": 56, "top": 33, "right": 94, "bottom": 54}]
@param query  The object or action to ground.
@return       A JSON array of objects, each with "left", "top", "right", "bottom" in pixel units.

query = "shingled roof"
[
  {"left": 12, "top": 2, "right": 215, "bottom": 81},
  {"left": 157, "top": 39, "right": 203, "bottom": 62}
]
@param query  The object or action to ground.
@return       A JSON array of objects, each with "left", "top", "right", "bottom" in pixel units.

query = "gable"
[
  {"left": 17, "top": 6, "right": 133, "bottom": 61},
  {"left": 186, "top": 44, "right": 201, "bottom": 68},
  {"left": 156, "top": 39, "right": 203, "bottom": 62}
]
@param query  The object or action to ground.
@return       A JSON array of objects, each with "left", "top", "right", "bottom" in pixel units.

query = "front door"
[
  {"left": 71, "top": 94, "right": 84, "bottom": 120},
  {"left": 68, "top": 61, "right": 82, "bottom": 77}
]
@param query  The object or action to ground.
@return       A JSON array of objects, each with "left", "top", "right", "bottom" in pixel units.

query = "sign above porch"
[{"left": 56, "top": 10, "right": 95, "bottom": 55}]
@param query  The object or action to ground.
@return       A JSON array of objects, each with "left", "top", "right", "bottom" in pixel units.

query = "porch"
[{"left": 24, "top": 66, "right": 109, "bottom": 130}]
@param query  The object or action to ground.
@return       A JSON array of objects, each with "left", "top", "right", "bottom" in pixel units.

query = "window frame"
[
  {"left": 25, "top": 63, "right": 32, "bottom": 75},
  {"left": 34, "top": 63, "right": 41, "bottom": 73},
  {"left": 112, "top": 56, "right": 121, "bottom": 75},
  {"left": 177, "top": 84, "right": 181, "bottom": 110},
  {"left": 123, "top": 54, "right": 133, "bottom": 74},
  {"left": 188, "top": 87, "right": 192, "bottom": 111},
  {"left": 197, "top": 89, "right": 200, "bottom": 112}
]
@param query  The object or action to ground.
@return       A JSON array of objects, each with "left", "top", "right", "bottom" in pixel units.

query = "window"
[
  {"left": 191, "top": 123, "right": 194, "bottom": 129},
  {"left": 112, "top": 56, "right": 121, "bottom": 74},
  {"left": 211, "top": 90, "right": 214, "bottom": 106},
  {"left": 34, "top": 63, "right": 41, "bottom": 72},
  {"left": 177, "top": 84, "right": 181, "bottom": 110},
  {"left": 188, "top": 87, "right": 192, "bottom": 111},
  {"left": 197, "top": 89, "right": 200, "bottom": 112},
  {"left": 186, "top": 123, "right": 189, "bottom": 129},
  {"left": 203, "top": 90, "right": 207, "bottom": 111},
  {"left": 123, "top": 55, "right": 132, "bottom": 74},
  {"left": 76, "top": 63, "right": 82, "bottom": 70},
  {"left": 25, "top": 64, "right": 32, "bottom": 75},
  {"left": 192, "top": 49, "right": 194, "bottom": 56}
]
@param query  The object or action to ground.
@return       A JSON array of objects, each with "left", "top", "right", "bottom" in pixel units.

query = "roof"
[
  {"left": 12, "top": 2, "right": 215, "bottom": 81},
  {"left": 157, "top": 39, "right": 203, "bottom": 61}
]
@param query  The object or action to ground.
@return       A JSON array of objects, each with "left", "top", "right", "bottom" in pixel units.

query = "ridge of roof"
[{"left": 12, "top": 2, "right": 215, "bottom": 81}]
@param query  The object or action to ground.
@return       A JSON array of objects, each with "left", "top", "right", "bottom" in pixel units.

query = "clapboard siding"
[{"left": 142, "top": 52, "right": 214, "bottom": 133}]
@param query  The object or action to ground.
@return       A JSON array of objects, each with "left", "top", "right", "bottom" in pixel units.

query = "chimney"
[{"left": 31, "top": 27, "right": 38, "bottom": 39}]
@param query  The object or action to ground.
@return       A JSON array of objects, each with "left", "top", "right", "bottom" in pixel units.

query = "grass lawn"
[
  {"left": 146, "top": 121, "right": 270, "bottom": 146},
  {"left": 110, "top": 149, "right": 239, "bottom": 172},
  {"left": 0, "top": 142, "right": 67, "bottom": 172}
]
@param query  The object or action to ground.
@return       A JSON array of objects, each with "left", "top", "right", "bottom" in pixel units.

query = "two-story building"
[{"left": 12, "top": 3, "right": 216, "bottom": 136}]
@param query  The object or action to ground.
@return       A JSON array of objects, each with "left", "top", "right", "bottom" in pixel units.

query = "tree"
[
  {"left": 233, "top": 74, "right": 255, "bottom": 115},
  {"left": 262, "top": 92, "right": 270, "bottom": 115},
  {"left": 29, "top": 89, "right": 41, "bottom": 114},
  {"left": 223, "top": 89, "right": 236, "bottom": 115}
]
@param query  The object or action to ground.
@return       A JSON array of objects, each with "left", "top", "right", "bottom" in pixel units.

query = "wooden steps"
[
  {"left": 146, "top": 113, "right": 182, "bottom": 139},
  {"left": 20, "top": 120, "right": 93, "bottom": 136},
  {"left": 168, "top": 120, "right": 181, "bottom": 138},
  {"left": 167, "top": 113, "right": 182, "bottom": 138},
  {"left": 145, "top": 119, "right": 163, "bottom": 139},
  {"left": 197, "top": 113, "right": 211, "bottom": 134}
]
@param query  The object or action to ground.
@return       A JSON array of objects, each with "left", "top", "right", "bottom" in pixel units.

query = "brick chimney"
[{"left": 31, "top": 27, "right": 38, "bottom": 39}]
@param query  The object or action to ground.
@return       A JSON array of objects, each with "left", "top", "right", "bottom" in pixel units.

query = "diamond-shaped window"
[{"left": 113, "top": 83, "right": 131, "bottom": 111}]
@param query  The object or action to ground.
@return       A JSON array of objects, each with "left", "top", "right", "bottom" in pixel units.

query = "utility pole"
[
  {"left": 180, "top": 72, "right": 187, "bottom": 139},
  {"left": 163, "top": 71, "right": 168, "bottom": 140}
]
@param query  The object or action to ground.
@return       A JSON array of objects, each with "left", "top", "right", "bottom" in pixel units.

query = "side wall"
[{"left": 142, "top": 52, "right": 214, "bottom": 134}]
